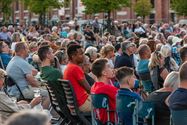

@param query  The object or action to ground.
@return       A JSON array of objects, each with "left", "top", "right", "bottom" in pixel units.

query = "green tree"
[
  {"left": 0, "top": 0, "right": 13, "bottom": 24},
  {"left": 171, "top": 0, "right": 187, "bottom": 16},
  {"left": 82, "top": 0, "right": 130, "bottom": 33},
  {"left": 23, "top": 0, "right": 62, "bottom": 26},
  {"left": 134, "top": 0, "right": 152, "bottom": 22}
]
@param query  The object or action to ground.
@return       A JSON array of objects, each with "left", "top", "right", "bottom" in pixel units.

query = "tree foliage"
[
  {"left": 23, "top": 0, "right": 63, "bottom": 25},
  {"left": 82, "top": 0, "right": 130, "bottom": 33},
  {"left": 82, "top": 0, "right": 130, "bottom": 14},
  {"left": 134, "top": 0, "right": 152, "bottom": 21},
  {"left": 0, "top": 0, "right": 13, "bottom": 24},
  {"left": 171, "top": 0, "right": 187, "bottom": 16}
]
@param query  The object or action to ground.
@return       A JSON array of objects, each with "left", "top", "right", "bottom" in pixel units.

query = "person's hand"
[
  {"left": 30, "top": 96, "right": 42, "bottom": 108},
  {"left": 32, "top": 69, "right": 38, "bottom": 76}
]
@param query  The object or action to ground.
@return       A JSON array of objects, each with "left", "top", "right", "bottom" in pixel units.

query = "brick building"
[{"left": 0, "top": 0, "right": 173, "bottom": 25}]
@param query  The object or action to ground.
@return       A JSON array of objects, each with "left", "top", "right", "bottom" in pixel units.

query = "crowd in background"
[{"left": 0, "top": 16, "right": 187, "bottom": 125}]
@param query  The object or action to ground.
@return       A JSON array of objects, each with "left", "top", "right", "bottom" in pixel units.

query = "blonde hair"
[
  {"left": 149, "top": 51, "right": 163, "bottom": 70},
  {"left": 164, "top": 71, "right": 179, "bottom": 90},
  {"left": 100, "top": 44, "right": 114, "bottom": 58},
  {"left": 160, "top": 45, "right": 171, "bottom": 57}
]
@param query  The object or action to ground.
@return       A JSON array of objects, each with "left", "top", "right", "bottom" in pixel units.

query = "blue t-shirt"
[
  {"left": 6, "top": 56, "right": 33, "bottom": 97},
  {"left": 137, "top": 59, "right": 154, "bottom": 92},
  {"left": 169, "top": 88, "right": 187, "bottom": 110}
]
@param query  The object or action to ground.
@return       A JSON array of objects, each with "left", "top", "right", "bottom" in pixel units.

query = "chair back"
[
  {"left": 46, "top": 83, "right": 66, "bottom": 119},
  {"left": 0, "top": 56, "right": 5, "bottom": 70},
  {"left": 171, "top": 110, "right": 187, "bottom": 125},
  {"left": 4, "top": 76, "right": 26, "bottom": 100},
  {"left": 116, "top": 94, "right": 137, "bottom": 125},
  {"left": 91, "top": 94, "right": 113, "bottom": 125},
  {"left": 59, "top": 79, "right": 91, "bottom": 125},
  {"left": 59, "top": 79, "right": 78, "bottom": 116},
  {"left": 46, "top": 80, "right": 77, "bottom": 124},
  {"left": 138, "top": 101, "right": 155, "bottom": 125}
]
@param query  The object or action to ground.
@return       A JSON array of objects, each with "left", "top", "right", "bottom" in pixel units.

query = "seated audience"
[
  {"left": 64, "top": 44, "right": 91, "bottom": 112},
  {"left": 160, "top": 45, "right": 179, "bottom": 72},
  {"left": 85, "top": 46, "right": 98, "bottom": 63},
  {"left": 146, "top": 71, "right": 180, "bottom": 125},
  {"left": 169, "top": 62, "right": 187, "bottom": 117},
  {"left": 115, "top": 41, "right": 135, "bottom": 68},
  {"left": 6, "top": 42, "right": 49, "bottom": 108},
  {"left": 100, "top": 44, "right": 115, "bottom": 68},
  {"left": 91, "top": 58, "right": 118, "bottom": 124},
  {"left": 0, "top": 41, "right": 12, "bottom": 69},
  {"left": 137, "top": 44, "right": 154, "bottom": 93},
  {"left": 4, "top": 110, "right": 50, "bottom": 125},
  {"left": 81, "top": 55, "right": 95, "bottom": 86},
  {"left": 180, "top": 46, "right": 187, "bottom": 64},
  {"left": 54, "top": 50, "right": 68, "bottom": 74},
  {"left": 0, "top": 68, "right": 41, "bottom": 120},
  {"left": 149, "top": 51, "right": 169, "bottom": 90},
  {"left": 116, "top": 66, "right": 141, "bottom": 125}
]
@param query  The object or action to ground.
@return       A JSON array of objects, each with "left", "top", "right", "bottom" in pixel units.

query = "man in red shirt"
[
  {"left": 91, "top": 58, "right": 118, "bottom": 124},
  {"left": 64, "top": 44, "right": 91, "bottom": 112}
]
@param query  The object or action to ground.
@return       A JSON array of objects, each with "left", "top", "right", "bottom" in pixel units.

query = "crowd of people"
[{"left": 0, "top": 16, "right": 187, "bottom": 125}]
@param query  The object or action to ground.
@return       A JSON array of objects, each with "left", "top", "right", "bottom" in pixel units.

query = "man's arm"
[
  {"left": 25, "top": 74, "right": 39, "bottom": 87},
  {"left": 78, "top": 79, "right": 91, "bottom": 94}
]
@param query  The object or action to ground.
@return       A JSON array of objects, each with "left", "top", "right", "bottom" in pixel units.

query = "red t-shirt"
[
  {"left": 64, "top": 63, "right": 89, "bottom": 107},
  {"left": 91, "top": 82, "right": 118, "bottom": 124}
]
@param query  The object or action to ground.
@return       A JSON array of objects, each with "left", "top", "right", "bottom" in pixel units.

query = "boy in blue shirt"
[{"left": 116, "top": 66, "right": 142, "bottom": 125}]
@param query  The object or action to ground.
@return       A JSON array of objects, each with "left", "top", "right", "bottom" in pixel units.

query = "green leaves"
[
  {"left": 172, "top": 0, "right": 187, "bottom": 16},
  {"left": 134, "top": 0, "right": 152, "bottom": 19},
  {"left": 23, "top": 0, "right": 62, "bottom": 14},
  {"left": 82, "top": 0, "right": 130, "bottom": 14}
]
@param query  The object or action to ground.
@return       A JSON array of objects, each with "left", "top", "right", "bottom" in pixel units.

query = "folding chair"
[
  {"left": 116, "top": 94, "right": 137, "bottom": 125},
  {"left": 137, "top": 101, "right": 155, "bottom": 125},
  {"left": 91, "top": 94, "right": 115, "bottom": 125},
  {"left": 46, "top": 83, "right": 69, "bottom": 125},
  {"left": 4, "top": 75, "right": 28, "bottom": 101},
  {"left": 59, "top": 79, "right": 91, "bottom": 125},
  {"left": 170, "top": 110, "right": 187, "bottom": 125},
  {"left": 0, "top": 56, "right": 5, "bottom": 70}
]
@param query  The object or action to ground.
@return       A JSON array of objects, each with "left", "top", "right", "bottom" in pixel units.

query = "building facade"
[{"left": 0, "top": 0, "right": 173, "bottom": 25}]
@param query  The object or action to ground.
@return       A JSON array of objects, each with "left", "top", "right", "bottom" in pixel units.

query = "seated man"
[
  {"left": 38, "top": 45, "right": 77, "bottom": 124},
  {"left": 0, "top": 68, "right": 41, "bottom": 121},
  {"left": 64, "top": 44, "right": 91, "bottom": 112},
  {"left": 91, "top": 58, "right": 118, "bottom": 124},
  {"left": 38, "top": 45, "right": 62, "bottom": 82},
  {"left": 115, "top": 66, "right": 142, "bottom": 125},
  {"left": 168, "top": 62, "right": 187, "bottom": 115},
  {"left": 6, "top": 42, "right": 49, "bottom": 108}
]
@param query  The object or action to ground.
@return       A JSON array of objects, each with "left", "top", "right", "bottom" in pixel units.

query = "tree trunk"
[
  {"left": 143, "top": 16, "right": 145, "bottom": 23},
  {"left": 107, "top": 11, "right": 111, "bottom": 33}
]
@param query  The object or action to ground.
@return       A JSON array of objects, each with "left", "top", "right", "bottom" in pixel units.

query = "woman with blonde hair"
[
  {"left": 160, "top": 45, "right": 179, "bottom": 72},
  {"left": 149, "top": 51, "right": 169, "bottom": 90},
  {"left": 146, "top": 71, "right": 180, "bottom": 125},
  {"left": 100, "top": 44, "right": 115, "bottom": 68}
]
